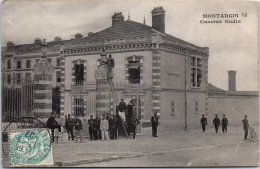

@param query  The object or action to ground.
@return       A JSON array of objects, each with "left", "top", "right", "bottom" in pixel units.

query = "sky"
[{"left": 1, "top": 0, "right": 259, "bottom": 91}]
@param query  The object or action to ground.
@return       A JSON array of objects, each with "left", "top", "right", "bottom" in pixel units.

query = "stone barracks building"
[{"left": 2, "top": 6, "right": 258, "bottom": 130}]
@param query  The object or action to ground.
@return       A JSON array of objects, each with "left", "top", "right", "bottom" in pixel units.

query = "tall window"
[
  {"left": 56, "top": 71, "right": 61, "bottom": 82},
  {"left": 74, "top": 98, "right": 84, "bottom": 117},
  {"left": 7, "top": 74, "right": 11, "bottom": 84},
  {"left": 26, "top": 60, "right": 31, "bottom": 69},
  {"left": 16, "top": 61, "right": 21, "bottom": 69},
  {"left": 74, "top": 64, "right": 84, "bottom": 85},
  {"left": 16, "top": 73, "right": 21, "bottom": 84},
  {"left": 128, "top": 61, "right": 140, "bottom": 84},
  {"left": 25, "top": 73, "right": 31, "bottom": 82},
  {"left": 191, "top": 57, "right": 202, "bottom": 88},
  {"left": 7, "top": 60, "right": 11, "bottom": 69},
  {"left": 56, "top": 59, "right": 61, "bottom": 66}
]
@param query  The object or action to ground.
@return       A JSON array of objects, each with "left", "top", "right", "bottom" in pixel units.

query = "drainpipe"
[{"left": 184, "top": 50, "right": 188, "bottom": 131}]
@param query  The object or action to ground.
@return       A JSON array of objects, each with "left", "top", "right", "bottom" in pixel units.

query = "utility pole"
[{"left": 184, "top": 50, "right": 188, "bottom": 131}]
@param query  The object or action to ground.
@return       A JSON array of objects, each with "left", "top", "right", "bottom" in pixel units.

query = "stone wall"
[{"left": 208, "top": 96, "right": 259, "bottom": 127}]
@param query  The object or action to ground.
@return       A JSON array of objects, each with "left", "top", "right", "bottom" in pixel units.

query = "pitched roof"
[
  {"left": 3, "top": 20, "right": 205, "bottom": 54},
  {"left": 72, "top": 20, "right": 205, "bottom": 50},
  {"left": 3, "top": 40, "right": 71, "bottom": 55},
  {"left": 75, "top": 20, "right": 154, "bottom": 43},
  {"left": 208, "top": 83, "right": 226, "bottom": 92}
]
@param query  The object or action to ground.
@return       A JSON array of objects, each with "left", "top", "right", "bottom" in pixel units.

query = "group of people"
[
  {"left": 46, "top": 113, "right": 144, "bottom": 144},
  {"left": 200, "top": 114, "right": 251, "bottom": 140},
  {"left": 47, "top": 113, "right": 84, "bottom": 143},
  {"left": 87, "top": 114, "right": 118, "bottom": 141},
  {"left": 200, "top": 114, "right": 229, "bottom": 133}
]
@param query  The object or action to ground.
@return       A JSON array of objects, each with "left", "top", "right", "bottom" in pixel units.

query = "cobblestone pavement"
[{"left": 2, "top": 126, "right": 259, "bottom": 167}]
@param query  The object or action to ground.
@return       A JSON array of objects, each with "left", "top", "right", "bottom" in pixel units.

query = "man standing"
[
  {"left": 221, "top": 114, "right": 228, "bottom": 133},
  {"left": 88, "top": 115, "right": 95, "bottom": 141},
  {"left": 109, "top": 115, "right": 118, "bottom": 140},
  {"left": 151, "top": 112, "right": 159, "bottom": 137},
  {"left": 94, "top": 114, "right": 102, "bottom": 140},
  {"left": 213, "top": 114, "right": 221, "bottom": 133},
  {"left": 131, "top": 115, "right": 140, "bottom": 139},
  {"left": 100, "top": 115, "right": 110, "bottom": 141},
  {"left": 65, "top": 114, "right": 74, "bottom": 141},
  {"left": 46, "top": 113, "right": 61, "bottom": 143},
  {"left": 107, "top": 54, "right": 115, "bottom": 79},
  {"left": 74, "top": 115, "right": 83, "bottom": 143},
  {"left": 118, "top": 99, "right": 127, "bottom": 113},
  {"left": 242, "top": 115, "right": 249, "bottom": 140},
  {"left": 113, "top": 115, "right": 118, "bottom": 139},
  {"left": 200, "top": 114, "right": 207, "bottom": 133}
]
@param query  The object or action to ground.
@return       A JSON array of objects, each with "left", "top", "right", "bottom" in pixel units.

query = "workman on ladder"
[{"left": 107, "top": 54, "right": 115, "bottom": 79}]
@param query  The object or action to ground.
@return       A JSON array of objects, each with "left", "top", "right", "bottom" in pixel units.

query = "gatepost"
[
  {"left": 33, "top": 39, "right": 54, "bottom": 122},
  {"left": 95, "top": 52, "right": 112, "bottom": 116}
]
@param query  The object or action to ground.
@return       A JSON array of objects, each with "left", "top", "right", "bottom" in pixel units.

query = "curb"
[
  {"left": 54, "top": 153, "right": 143, "bottom": 167},
  {"left": 54, "top": 142, "right": 243, "bottom": 167}
]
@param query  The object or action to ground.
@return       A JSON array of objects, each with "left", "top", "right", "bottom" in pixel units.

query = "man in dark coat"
[
  {"left": 94, "top": 114, "right": 102, "bottom": 140},
  {"left": 65, "top": 114, "right": 74, "bottom": 141},
  {"left": 47, "top": 113, "right": 60, "bottom": 143},
  {"left": 109, "top": 115, "right": 118, "bottom": 140},
  {"left": 200, "top": 114, "right": 207, "bottom": 132},
  {"left": 107, "top": 54, "right": 115, "bottom": 68},
  {"left": 131, "top": 115, "right": 140, "bottom": 139},
  {"left": 118, "top": 99, "right": 127, "bottom": 112},
  {"left": 242, "top": 115, "right": 249, "bottom": 140},
  {"left": 74, "top": 115, "right": 83, "bottom": 143},
  {"left": 221, "top": 114, "right": 228, "bottom": 133},
  {"left": 151, "top": 112, "right": 159, "bottom": 137},
  {"left": 213, "top": 114, "right": 221, "bottom": 133},
  {"left": 88, "top": 115, "right": 95, "bottom": 140},
  {"left": 107, "top": 54, "right": 115, "bottom": 79}
]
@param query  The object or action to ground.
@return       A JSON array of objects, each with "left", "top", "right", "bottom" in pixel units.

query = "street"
[
  {"left": 2, "top": 126, "right": 259, "bottom": 167},
  {"left": 58, "top": 126, "right": 259, "bottom": 167},
  {"left": 81, "top": 140, "right": 258, "bottom": 167}
]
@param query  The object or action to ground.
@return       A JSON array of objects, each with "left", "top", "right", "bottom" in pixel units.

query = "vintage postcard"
[{"left": 1, "top": 0, "right": 259, "bottom": 167}]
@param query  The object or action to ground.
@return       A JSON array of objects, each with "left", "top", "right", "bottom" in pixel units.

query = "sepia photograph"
[{"left": 1, "top": 0, "right": 259, "bottom": 167}]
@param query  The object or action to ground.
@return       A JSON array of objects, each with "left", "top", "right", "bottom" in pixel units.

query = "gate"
[
  {"left": 2, "top": 78, "right": 61, "bottom": 132},
  {"left": 2, "top": 78, "right": 35, "bottom": 130}
]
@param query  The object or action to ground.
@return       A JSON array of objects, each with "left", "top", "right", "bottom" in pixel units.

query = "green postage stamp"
[{"left": 8, "top": 128, "right": 53, "bottom": 167}]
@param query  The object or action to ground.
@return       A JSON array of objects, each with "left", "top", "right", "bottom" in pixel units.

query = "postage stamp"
[{"left": 8, "top": 128, "right": 53, "bottom": 167}]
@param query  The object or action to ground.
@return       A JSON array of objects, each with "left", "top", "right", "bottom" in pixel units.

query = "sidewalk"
[{"left": 52, "top": 125, "right": 259, "bottom": 167}]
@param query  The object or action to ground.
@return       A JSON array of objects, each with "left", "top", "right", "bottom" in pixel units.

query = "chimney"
[
  {"left": 54, "top": 36, "right": 62, "bottom": 42},
  {"left": 228, "top": 70, "right": 236, "bottom": 91},
  {"left": 7, "top": 41, "right": 14, "bottom": 50},
  {"left": 75, "top": 33, "right": 83, "bottom": 39},
  {"left": 34, "top": 38, "right": 42, "bottom": 45},
  {"left": 112, "top": 12, "right": 124, "bottom": 26},
  {"left": 151, "top": 6, "right": 166, "bottom": 33}
]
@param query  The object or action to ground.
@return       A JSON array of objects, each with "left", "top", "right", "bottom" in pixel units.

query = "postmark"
[{"left": 8, "top": 128, "right": 53, "bottom": 167}]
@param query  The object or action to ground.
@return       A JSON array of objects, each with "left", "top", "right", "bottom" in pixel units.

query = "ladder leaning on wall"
[{"left": 107, "top": 76, "right": 128, "bottom": 138}]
